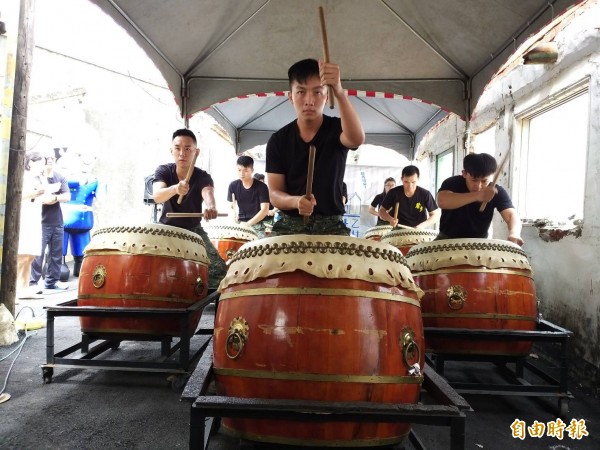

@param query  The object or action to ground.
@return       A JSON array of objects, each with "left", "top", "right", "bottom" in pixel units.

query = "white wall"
[{"left": 417, "top": 2, "right": 600, "bottom": 387}]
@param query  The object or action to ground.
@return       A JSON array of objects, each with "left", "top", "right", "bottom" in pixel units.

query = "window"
[
  {"left": 518, "top": 84, "right": 589, "bottom": 221},
  {"left": 435, "top": 147, "right": 454, "bottom": 193}
]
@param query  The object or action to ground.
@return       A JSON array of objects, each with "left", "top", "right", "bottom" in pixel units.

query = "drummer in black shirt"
[
  {"left": 436, "top": 153, "right": 524, "bottom": 246},
  {"left": 153, "top": 128, "right": 227, "bottom": 289}
]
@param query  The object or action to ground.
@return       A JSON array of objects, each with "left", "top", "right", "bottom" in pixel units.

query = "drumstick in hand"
[
  {"left": 303, "top": 145, "right": 317, "bottom": 224},
  {"left": 177, "top": 151, "right": 199, "bottom": 204},
  {"left": 393, "top": 202, "right": 399, "bottom": 225},
  {"left": 166, "top": 212, "right": 228, "bottom": 218},
  {"left": 479, "top": 149, "right": 511, "bottom": 212},
  {"left": 318, "top": 6, "right": 335, "bottom": 110}
]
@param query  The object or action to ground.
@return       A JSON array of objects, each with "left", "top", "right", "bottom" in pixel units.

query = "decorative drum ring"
[
  {"left": 92, "top": 265, "right": 107, "bottom": 289},
  {"left": 194, "top": 276, "right": 204, "bottom": 297},
  {"left": 447, "top": 285, "right": 467, "bottom": 310},
  {"left": 400, "top": 327, "right": 421, "bottom": 370},
  {"left": 226, "top": 316, "right": 249, "bottom": 360},
  {"left": 225, "top": 249, "right": 237, "bottom": 260}
]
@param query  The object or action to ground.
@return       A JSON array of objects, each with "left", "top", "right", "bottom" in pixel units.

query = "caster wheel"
[{"left": 42, "top": 367, "right": 53, "bottom": 384}]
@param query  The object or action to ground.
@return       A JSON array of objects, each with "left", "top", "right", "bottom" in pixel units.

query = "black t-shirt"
[
  {"left": 438, "top": 175, "right": 514, "bottom": 238},
  {"left": 43, "top": 171, "right": 69, "bottom": 226},
  {"left": 227, "top": 179, "right": 270, "bottom": 221},
  {"left": 154, "top": 163, "right": 214, "bottom": 230},
  {"left": 380, "top": 185, "right": 438, "bottom": 227},
  {"left": 370, "top": 192, "right": 386, "bottom": 209},
  {"left": 266, "top": 115, "right": 351, "bottom": 217}
]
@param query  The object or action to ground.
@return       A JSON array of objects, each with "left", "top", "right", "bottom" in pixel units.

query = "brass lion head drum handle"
[
  {"left": 194, "top": 276, "right": 204, "bottom": 296},
  {"left": 447, "top": 285, "right": 467, "bottom": 310},
  {"left": 400, "top": 327, "right": 421, "bottom": 376},
  {"left": 92, "top": 265, "right": 107, "bottom": 289},
  {"left": 225, "top": 316, "right": 249, "bottom": 360}
]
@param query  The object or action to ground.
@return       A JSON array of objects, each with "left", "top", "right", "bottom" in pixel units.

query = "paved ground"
[{"left": 1, "top": 277, "right": 599, "bottom": 450}]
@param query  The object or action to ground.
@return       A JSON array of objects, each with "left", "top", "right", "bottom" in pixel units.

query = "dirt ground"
[{"left": 1, "top": 285, "right": 599, "bottom": 450}]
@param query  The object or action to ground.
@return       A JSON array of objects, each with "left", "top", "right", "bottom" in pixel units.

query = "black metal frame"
[
  {"left": 182, "top": 340, "right": 471, "bottom": 450},
  {"left": 40, "top": 291, "right": 218, "bottom": 385},
  {"left": 425, "top": 318, "right": 573, "bottom": 416}
]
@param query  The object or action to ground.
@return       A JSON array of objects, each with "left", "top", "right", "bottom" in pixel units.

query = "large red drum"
[
  {"left": 406, "top": 238, "right": 538, "bottom": 356},
  {"left": 78, "top": 224, "right": 209, "bottom": 336},
  {"left": 381, "top": 228, "right": 438, "bottom": 255},
  {"left": 214, "top": 235, "right": 424, "bottom": 447},
  {"left": 204, "top": 223, "right": 258, "bottom": 261},
  {"left": 364, "top": 225, "right": 393, "bottom": 241}
]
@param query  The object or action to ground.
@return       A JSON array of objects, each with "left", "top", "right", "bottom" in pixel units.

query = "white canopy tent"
[{"left": 88, "top": 0, "right": 579, "bottom": 157}]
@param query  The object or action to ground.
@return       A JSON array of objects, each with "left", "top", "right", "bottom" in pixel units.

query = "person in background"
[
  {"left": 369, "top": 177, "right": 396, "bottom": 226},
  {"left": 266, "top": 58, "right": 365, "bottom": 235},
  {"left": 29, "top": 150, "right": 71, "bottom": 292},
  {"left": 379, "top": 165, "right": 440, "bottom": 228},
  {"left": 227, "top": 156, "right": 270, "bottom": 238},
  {"left": 17, "top": 152, "right": 46, "bottom": 299},
  {"left": 436, "top": 153, "right": 523, "bottom": 245},
  {"left": 253, "top": 172, "right": 278, "bottom": 232},
  {"left": 153, "top": 128, "right": 227, "bottom": 290}
]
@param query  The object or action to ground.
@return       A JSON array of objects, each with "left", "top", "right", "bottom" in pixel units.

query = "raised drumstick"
[
  {"left": 177, "top": 151, "right": 199, "bottom": 204},
  {"left": 318, "top": 6, "right": 335, "bottom": 110},
  {"left": 303, "top": 145, "right": 316, "bottom": 224},
  {"left": 479, "top": 150, "right": 511, "bottom": 212}
]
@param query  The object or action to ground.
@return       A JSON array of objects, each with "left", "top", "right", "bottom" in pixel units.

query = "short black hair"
[
  {"left": 288, "top": 59, "right": 319, "bottom": 89},
  {"left": 237, "top": 155, "right": 254, "bottom": 168},
  {"left": 463, "top": 153, "right": 497, "bottom": 178},
  {"left": 253, "top": 173, "right": 265, "bottom": 181},
  {"left": 172, "top": 128, "right": 197, "bottom": 144},
  {"left": 402, "top": 165, "right": 420, "bottom": 178}
]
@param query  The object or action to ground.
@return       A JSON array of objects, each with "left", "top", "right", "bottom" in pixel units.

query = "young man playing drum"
[
  {"left": 378, "top": 165, "right": 440, "bottom": 229},
  {"left": 227, "top": 155, "right": 270, "bottom": 238},
  {"left": 266, "top": 58, "right": 365, "bottom": 236},
  {"left": 436, "top": 153, "right": 524, "bottom": 246},
  {"left": 153, "top": 128, "right": 227, "bottom": 289}
]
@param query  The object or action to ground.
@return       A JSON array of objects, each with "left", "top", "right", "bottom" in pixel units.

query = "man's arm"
[
  {"left": 320, "top": 61, "right": 365, "bottom": 149},
  {"left": 201, "top": 186, "right": 218, "bottom": 220},
  {"left": 416, "top": 208, "right": 441, "bottom": 229},
  {"left": 153, "top": 180, "right": 189, "bottom": 203},
  {"left": 368, "top": 205, "right": 379, "bottom": 216},
  {"left": 245, "top": 203, "right": 269, "bottom": 226},
  {"left": 499, "top": 207, "right": 524, "bottom": 246},
  {"left": 267, "top": 172, "right": 316, "bottom": 216},
  {"left": 378, "top": 207, "right": 397, "bottom": 227},
  {"left": 437, "top": 186, "right": 496, "bottom": 210}
]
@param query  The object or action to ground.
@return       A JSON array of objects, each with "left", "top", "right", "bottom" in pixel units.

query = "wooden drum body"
[
  {"left": 214, "top": 235, "right": 424, "bottom": 447},
  {"left": 381, "top": 228, "right": 438, "bottom": 255},
  {"left": 364, "top": 225, "right": 392, "bottom": 241},
  {"left": 205, "top": 223, "right": 258, "bottom": 261},
  {"left": 78, "top": 224, "right": 209, "bottom": 336},
  {"left": 406, "top": 239, "right": 538, "bottom": 356}
]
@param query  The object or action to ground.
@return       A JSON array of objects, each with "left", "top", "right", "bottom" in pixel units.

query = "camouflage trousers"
[
  {"left": 190, "top": 224, "right": 228, "bottom": 290},
  {"left": 241, "top": 221, "right": 267, "bottom": 239},
  {"left": 270, "top": 214, "right": 350, "bottom": 236}
]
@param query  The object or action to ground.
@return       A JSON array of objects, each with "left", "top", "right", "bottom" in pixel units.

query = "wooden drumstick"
[
  {"left": 231, "top": 193, "right": 236, "bottom": 210},
  {"left": 177, "top": 151, "right": 198, "bottom": 204},
  {"left": 303, "top": 144, "right": 317, "bottom": 224},
  {"left": 318, "top": 6, "right": 335, "bottom": 110},
  {"left": 393, "top": 202, "right": 399, "bottom": 222},
  {"left": 479, "top": 150, "right": 511, "bottom": 212},
  {"left": 166, "top": 212, "right": 228, "bottom": 218}
]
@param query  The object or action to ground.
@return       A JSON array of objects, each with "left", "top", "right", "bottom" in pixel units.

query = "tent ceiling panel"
[{"left": 89, "top": 0, "right": 579, "bottom": 155}]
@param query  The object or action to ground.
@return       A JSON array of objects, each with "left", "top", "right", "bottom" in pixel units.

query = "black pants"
[{"left": 30, "top": 224, "right": 64, "bottom": 288}]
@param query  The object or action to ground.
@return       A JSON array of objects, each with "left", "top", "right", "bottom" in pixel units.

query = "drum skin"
[
  {"left": 205, "top": 223, "right": 258, "bottom": 261},
  {"left": 406, "top": 239, "right": 538, "bottom": 356},
  {"left": 78, "top": 225, "right": 209, "bottom": 336},
  {"left": 364, "top": 225, "right": 392, "bottom": 241},
  {"left": 214, "top": 236, "right": 424, "bottom": 447},
  {"left": 381, "top": 228, "right": 438, "bottom": 256}
]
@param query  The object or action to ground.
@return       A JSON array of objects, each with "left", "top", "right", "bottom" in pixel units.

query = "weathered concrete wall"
[{"left": 418, "top": 1, "right": 600, "bottom": 387}]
